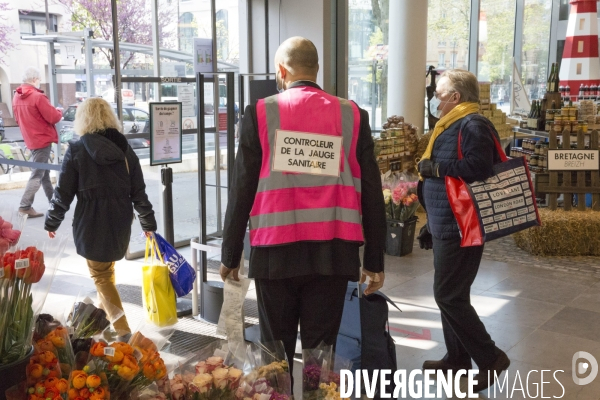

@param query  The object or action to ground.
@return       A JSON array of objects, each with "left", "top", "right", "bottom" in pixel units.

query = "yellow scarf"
[{"left": 420, "top": 102, "right": 480, "bottom": 162}]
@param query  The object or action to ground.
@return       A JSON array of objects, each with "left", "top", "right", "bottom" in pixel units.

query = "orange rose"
[
  {"left": 117, "top": 365, "right": 138, "bottom": 381},
  {"left": 44, "top": 377, "right": 59, "bottom": 388},
  {"left": 121, "top": 355, "right": 138, "bottom": 371},
  {"left": 56, "top": 379, "right": 69, "bottom": 394},
  {"left": 45, "top": 388, "right": 59, "bottom": 398},
  {"left": 71, "top": 371, "right": 88, "bottom": 389},
  {"left": 27, "top": 363, "right": 44, "bottom": 379},
  {"left": 112, "top": 342, "right": 134, "bottom": 355},
  {"left": 133, "top": 346, "right": 149, "bottom": 363},
  {"left": 89, "top": 386, "right": 106, "bottom": 400},
  {"left": 27, "top": 395, "right": 40, "bottom": 400},
  {"left": 46, "top": 363, "right": 61, "bottom": 378},
  {"left": 68, "top": 388, "right": 79, "bottom": 400},
  {"left": 85, "top": 375, "right": 101, "bottom": 389},
  {"left": 142, "top": 362, "right": 156, "bottom": 380},
  {"left": 39, "top": 351, "right": 57, "bottom": 365},
  {"left": 105, "top": 349, "right": 124, "bottom": 363},
  {"left": 36, "top": 339, "right": 56, "bottom": 353},
  {"left": 50, "top": 335, "right": 66, "bottom": 348},
  {"left": 90, "top": 342, "right": 107, "bottom": 357},
  {"left": 79, "top": 387, "right": 91, "bottom": 399}
]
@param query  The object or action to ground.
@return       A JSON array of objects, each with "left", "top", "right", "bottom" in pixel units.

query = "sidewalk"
[{"left": 3, "top": 186, "right": 600, "bottom": 398}]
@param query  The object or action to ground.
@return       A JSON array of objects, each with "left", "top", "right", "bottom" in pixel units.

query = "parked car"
[
  {"left": 58, "top": 127, "right": 150, "bottom": 150},
  {"left": 57, "top": 104, "right": 150, "bottom": 135}
]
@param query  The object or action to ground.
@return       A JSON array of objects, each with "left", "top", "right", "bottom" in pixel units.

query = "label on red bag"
[
  {"left": 134, "top": 349, "right": 143, "bottom": 361},
  {"left": 15, "top": 258, "right": 29, "bottom": 269},
  {"left": 68, "top": 326, "right": 75, "bottom": 335},
  {"left": 0, "top": 268, "right": 4, "bottom": 278},
  {"left": 104, "top": 347, "right": 115, "bottom": 357}
]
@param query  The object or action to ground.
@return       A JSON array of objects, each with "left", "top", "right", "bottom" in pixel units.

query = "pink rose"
[
  {"left": 195, "top": 361, "right": 208, "bottom": 374},
  {"left": 170, "top": 382, "right": 186, "bottom": 400},
  {"left": 1, "top": 228, "right": 20, "bottom": 243},
  {"left": 206, "top": 356, "right": 224, "bottom": 369},
  {"left": 1, "top": 220, "right": 12, "bottom": 230}
]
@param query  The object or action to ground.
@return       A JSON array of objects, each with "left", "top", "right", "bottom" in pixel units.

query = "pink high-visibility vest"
[{"left": 249, "top": 86, "right": 364, "bottom": 246}]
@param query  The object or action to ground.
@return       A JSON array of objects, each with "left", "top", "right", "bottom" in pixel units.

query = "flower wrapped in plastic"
[
  {"left": 235, "top": 341, "right": 291, "bottom": 400},
  {"left": 30, "top": 313, "right": 76, "bottom": 380},
  {"left": 302, "top": 344, "right": 351, "bottom": 400},
  {"left": 174, "top": 340, "right": 245, "bottom": 400},
  {"left": 0, "top": 206, "right": 27, "bottom": 256},
  {"left": 0, "top": 233, "right": 67, "bottom": 366},
  {"left": 67, "top": 357, "right": 110, "bottom": 400},
  {"left": 381, "top": 171, "right": 420, "bottom": 222}
]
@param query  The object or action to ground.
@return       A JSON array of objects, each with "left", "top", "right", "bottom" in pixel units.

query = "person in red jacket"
[{"left": 13, "top": 67, "right": 63, "bottom": 218}]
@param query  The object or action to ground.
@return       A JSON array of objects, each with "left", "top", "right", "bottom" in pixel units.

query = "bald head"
[{"left": 275, "top": 37, "right": 319, "bottom": 81}]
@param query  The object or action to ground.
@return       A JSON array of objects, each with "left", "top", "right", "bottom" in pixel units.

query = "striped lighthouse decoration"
[{"left": 559, "top": 0, "right": 600, "bottom": 100}]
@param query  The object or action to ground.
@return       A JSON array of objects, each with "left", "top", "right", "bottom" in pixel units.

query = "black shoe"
[
  {"left": 422, "top": 359, "right": 471, "bottom": 374},
  {"left": 472, "top": 350, "right": 511, "bottom": 392}
]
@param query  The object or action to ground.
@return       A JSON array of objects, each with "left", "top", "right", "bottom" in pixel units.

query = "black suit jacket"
[{"left": 221, "top": 82, "right": 386, "bottom": 280}]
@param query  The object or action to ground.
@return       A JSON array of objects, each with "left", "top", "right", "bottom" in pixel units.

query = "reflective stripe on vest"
[{"left": 250, "top": 86, "right": 364, "bottom": 246}]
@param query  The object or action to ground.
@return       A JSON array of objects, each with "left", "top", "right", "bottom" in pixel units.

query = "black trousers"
[
  {"left": 432, "top": 237, "right": 498, "bottom": 369},
  {"left": 254, "top": 274, "right": 349, "bottom": 377}
]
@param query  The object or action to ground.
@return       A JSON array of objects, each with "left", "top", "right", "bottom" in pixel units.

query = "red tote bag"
[{"left": 446, "top": 125, "right": 541, "bottom": 247}]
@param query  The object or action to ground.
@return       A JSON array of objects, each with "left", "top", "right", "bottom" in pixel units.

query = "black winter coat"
[
  {"left": 422, "top": 114, "right": 502, "bottom": 240},
  {"left": 45, "top": 128, "right": 157, "bottom": 262}
]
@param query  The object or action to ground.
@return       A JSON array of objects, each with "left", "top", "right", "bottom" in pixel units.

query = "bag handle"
[
  {"left": 351, "top": 282, "right": 402, "bottom": 312},
  {"left": 145, "top": 235, "right": 165, "bottom": 265},
  {"left": 457, "top": 115, "right": 508, "bottom": 162}
]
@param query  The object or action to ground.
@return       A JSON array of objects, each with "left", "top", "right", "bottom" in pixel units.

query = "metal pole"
[
  {"left": 211, "top": 0, "right": 222, "bottom": 232},
  {"left": 151, "top": 0, "right": 161, "bottom": 101},
  {"left": 196, "top": 73, "right": 208, "bottom": 318},
  {"left": 44, "top": 0, "right": 50, "bottom": 33},
  {"left": 191, "top": 237, "right": 199, "bottom": 317},
  {"left": 84, "top": 28, "right": 95, "bottom": 98},
  {"left": 265, "top": 0, "right": 270, "bottom": 74},
  {"left": 161, "top": 166, "right": 175, "bottom": 245},
  {"left": 110, "top": 0, "right": 123, "bottom": 124}
]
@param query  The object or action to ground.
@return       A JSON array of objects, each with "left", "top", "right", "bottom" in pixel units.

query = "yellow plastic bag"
[{"left": 142, "top": 236, "right": 178, "bottom": 326}]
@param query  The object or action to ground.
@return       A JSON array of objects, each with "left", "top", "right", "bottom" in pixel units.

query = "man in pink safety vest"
[{"left": 220, "top": 37, "right": 386, "bottom": 376}]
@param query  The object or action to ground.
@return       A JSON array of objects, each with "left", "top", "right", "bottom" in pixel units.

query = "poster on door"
[
  {"left": 194, "top": 38, "right": 214, "bottom": 73},
  {"left": 149, "top": 102, "right": 183, "bottom": 166}
]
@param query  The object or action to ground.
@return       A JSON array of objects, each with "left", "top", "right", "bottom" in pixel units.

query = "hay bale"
[{"left": 513, "top": 208, "right": 600, "bottom": 256}]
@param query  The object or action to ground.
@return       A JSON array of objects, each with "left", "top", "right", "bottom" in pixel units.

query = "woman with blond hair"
[{"left": 45, "top": 97, "right": 156, "bottom": 339}]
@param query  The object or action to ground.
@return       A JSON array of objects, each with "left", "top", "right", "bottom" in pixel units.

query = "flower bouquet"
[
  {"left": 32, "top": 314, "right": 76, "bottom": 379},
  {"left": 0, "top": 208, "right": 26, "bottom": 255},
  {"left": 235, "top": 341, "right": 291, "bottom": 400},
  {"left": 68, "top": 362, "right": 110, "bottom": 400},
  {"left": 0, "top": 234, "right": 67, "bottom": 366},
  {"left": 173, "top": 340, "right": 245, "bottom": 400},
  {"left": 382, "top": 172, "right": 419, "bottom": 222},
  {"left": 302, "top": 345, "right": 350, "bottom": 400}
]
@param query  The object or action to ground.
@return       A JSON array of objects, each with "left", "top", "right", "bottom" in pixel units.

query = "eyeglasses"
[{"left": 433, "top": 90, "right": 454, "bottom": 99}]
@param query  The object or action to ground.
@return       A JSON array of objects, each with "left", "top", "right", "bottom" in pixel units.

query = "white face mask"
[{"left": 429, "top": 96, "right": 443, "bottom": 118}]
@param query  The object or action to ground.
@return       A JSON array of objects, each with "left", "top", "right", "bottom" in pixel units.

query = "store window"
[
  {"left": 478, "top": 0, "right": 516, "bottom": 111},
  {"left": 19, "top": 12, "right": 57, "bottom": 35},
  {"left": 559, "top": 0, "right": 569, "bottom": 21},
  {"left": 427, "top": 0, "right": 471, "bottom": 71},
  {"left": 521, "top": 0, "right": 552, "bottom": 103},
  {"left": 348, "top": 0, "right": 388, "bottom": 130},
  {"left": 577, "top": 63, "right": 582, "bottom": 74}
]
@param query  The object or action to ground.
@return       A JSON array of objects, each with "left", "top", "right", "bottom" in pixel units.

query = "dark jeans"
[
  {"left": 19, "top": 145, "right": 54, "bottom": 210},
  {"left": 254, "top": 274, "right": 349, "bottom": 378},
  {"left": 432, "top": 237, "right": 498, "bottom": 369}
]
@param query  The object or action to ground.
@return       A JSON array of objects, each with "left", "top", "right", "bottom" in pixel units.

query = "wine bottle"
[
  {"left": 547, "top": 64, "right": 555, "bottom": 93},
  {"left": 553, "top": 63, "right": 560, "bottom": 92}
]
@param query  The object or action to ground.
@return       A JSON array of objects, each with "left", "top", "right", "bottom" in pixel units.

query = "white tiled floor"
[{"left": 11, "top": 189, "right": 600, "bottom": 400}]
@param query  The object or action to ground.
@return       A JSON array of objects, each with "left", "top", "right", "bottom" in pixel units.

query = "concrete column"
[{"left": 387, "top": 0, "right": 427, "bottom": 130}]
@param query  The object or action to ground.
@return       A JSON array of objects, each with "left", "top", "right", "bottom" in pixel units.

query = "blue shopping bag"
[{"left": 153, "top": 232, "right": 196, "bottom": 297}]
